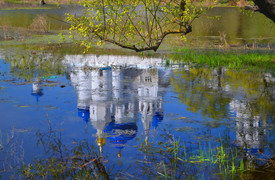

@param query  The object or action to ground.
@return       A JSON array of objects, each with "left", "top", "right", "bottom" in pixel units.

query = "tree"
[{"left": 66, "top": 0, "right": 214, "bottom": 52}]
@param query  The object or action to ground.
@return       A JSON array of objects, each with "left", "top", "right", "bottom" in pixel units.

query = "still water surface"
[
  {"left": 0, "top": 6, "right": 275, "bottom": 45},
  {"left": 0, "top": 48, "right": 274, "bottom": 178}
]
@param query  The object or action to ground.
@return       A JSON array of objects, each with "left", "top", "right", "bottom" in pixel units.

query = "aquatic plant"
[
  {"left": 136, "top": 130, "right": 263, "bottom": 179},
  {"left": 0, "top": 129, "right": 24, "bottom": 177},
  {"left": 20, "top": 124, "right": 110, "bottom": 179},
  {"left": 20, "top": 142, "right": 109, "bottom": 179}
]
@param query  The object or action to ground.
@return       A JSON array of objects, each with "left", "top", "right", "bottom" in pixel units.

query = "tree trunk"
[{"left": 253, "top": 0, "right": 275, "bottom": 22}]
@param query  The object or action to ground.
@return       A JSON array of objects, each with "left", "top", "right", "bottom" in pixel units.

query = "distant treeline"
[
  {"left": 0, "top": 0, "right": 254, "bottom": 5},
  {"left": 0, "top": 0, "right": 81, "bottom": 4}
]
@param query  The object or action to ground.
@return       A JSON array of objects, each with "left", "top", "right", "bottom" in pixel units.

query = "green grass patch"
[
  {"left": 2, "top": 0, "right": 25, "bottom": 3},
  {"left": 169, "top": 48, "right": 275, "bottom": 71},
  {"left": 0, "top": 31, "right": 70, "bottom": 46}
]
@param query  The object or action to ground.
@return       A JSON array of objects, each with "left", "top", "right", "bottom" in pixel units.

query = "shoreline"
[{"left": 0, "top": 0, "right": 254, "bottom": 10}]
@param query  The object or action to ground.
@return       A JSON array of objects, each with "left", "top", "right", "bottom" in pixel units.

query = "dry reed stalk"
[
  {"left": 219, "top": 31, "right": 229, "bottom": 49},
  {"left": 30, "top": 15, "right": 48, "bottom": 34}
]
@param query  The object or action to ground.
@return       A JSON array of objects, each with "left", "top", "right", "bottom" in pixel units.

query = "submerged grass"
[
  {"left": 137, "top": 130, "right": 275, "bottom": 179},
  {"left": 169, "top": 48, "right": 275, "bottom": 71}
]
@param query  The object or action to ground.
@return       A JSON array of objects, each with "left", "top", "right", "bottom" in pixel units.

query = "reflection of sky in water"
[{"left": 0, "top": 52, "right": 275, "bottom": 178}]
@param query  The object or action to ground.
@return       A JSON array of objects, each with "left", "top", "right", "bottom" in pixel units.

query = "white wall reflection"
[
  {"left": 230, "top": 99, "right": 267, "bottom": 156},
  {"left": 64, "top": 54, "right": 170, "bottom": 154}
]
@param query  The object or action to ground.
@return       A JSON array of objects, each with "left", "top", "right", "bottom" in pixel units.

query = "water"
[
  {"left": 0, "top": 6, "right": 275, "bottom": 45},
  {"left": 0, "top": 47, "right": 274, "bottom": 178},
  {"left": 0, "top": 6, "right": 71, "bottom": 29},
  {"left": 192, "top": 7, "right": 275, "bottom": 44},
  {"left": 0, "top": 5, "right": 275, "bottom": 178}
]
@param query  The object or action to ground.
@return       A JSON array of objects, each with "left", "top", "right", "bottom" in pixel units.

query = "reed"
[
  {"left": 30, "top": 15, "right": 48, "bottom": 34},
  {"left": 138, "top": 133, "right": 260, "bottom": 179}
]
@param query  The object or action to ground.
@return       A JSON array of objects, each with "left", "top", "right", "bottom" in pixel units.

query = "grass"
[
  {"left": 2, "top": 38, "right": 274, "bottom": 71},
  {"left": 0, "top": 19, "right": 274, "bottom": 71},
  {"left": 1, "top": 30, "right": 274, "bottom": 71},
  {"left": 0, "top": 31, "right": 71, "bottom": 46},
  {"left": 138, "top": 132, "right": 259, "bottom": 179},
  {"left": 169, "top": 48, "right": 275, "bottom": 71}
]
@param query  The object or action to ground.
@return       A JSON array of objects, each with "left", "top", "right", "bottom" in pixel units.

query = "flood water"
[
  {"left": 0, "top": 47, "right": 274, "bottom": 179},
  {"left": 0, "top": 5, "right": 275, "bottom": 179},
  {"left": 0, "top": 6, "right": 275, "bottom": 46}
]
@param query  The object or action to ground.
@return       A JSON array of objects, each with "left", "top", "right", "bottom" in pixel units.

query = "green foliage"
[
  {"left": 170, "top": 48, "right": 275, "bottom": 70},
  {"left": 165, "top": 59, "right": 170, "bottom": 66},
  {"left": 66, "top": 0, "right": 216, "bottom": 52},
  {"left": 58, "top": 33, "right": 66, "bottom": 44}
]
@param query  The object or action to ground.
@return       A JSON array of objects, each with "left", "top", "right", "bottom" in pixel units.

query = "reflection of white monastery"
[
  {"left": 65, "top": 54, "right": 170, "bottom": 155},
  {"left": 228, "top": 73, "right": 275, "bottom": 153},
  {"left": 31, "top": 77, "right": 43, "bottom": 102},
  {"left": 230, "top": 99, "right": 267, "bottom": 154}
]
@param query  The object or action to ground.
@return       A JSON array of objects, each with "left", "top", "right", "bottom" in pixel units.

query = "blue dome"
[
  {"left": 104, "top": 121, "right": 138, "bottom": 149},
  {"left": 31, "top": 91, "right": 43, "bottom": 102},
  {"left": 152, "top": 112, "right": 163, "bottom": 129},
  {"left": 247, "top": 148, "right": 259, "bottom": 154},
  {"left": 78, "top": 108, "right": 90, "bottom": 123},
  {"left": 31, "top": 91, "right": 43, "bottom": 97},
  {"left": 100, "top": 67, "right": 112, "bottom": 71}
]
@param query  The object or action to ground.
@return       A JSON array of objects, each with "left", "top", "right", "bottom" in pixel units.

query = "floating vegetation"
[
  {"left": 41, "top": 83, "right": 59, "bottom": 87},
  {"left": 42, "top": 105, "right": 59, "bottom": 110},
  {"left": 14, "top": 128, "right": 33, "bottom": 133},
  {"left": 0, "top": 98, "right": 16, "bottom": 103},
  {"left": 175, "top": 126, "right": 195, "bottom": 132},
  {"left": 14, "top": 104, "right": 33, "bottom": 108},
  {"left": 176, "top": 116, "right": 189, "bottom": 120}
]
